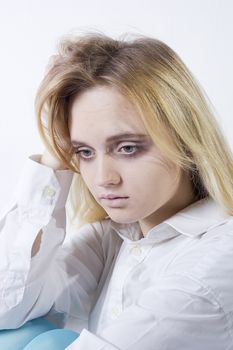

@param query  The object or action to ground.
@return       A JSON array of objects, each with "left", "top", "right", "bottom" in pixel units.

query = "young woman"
[{"left": 1, "top": 32, "right": 233, "bottom": 350}]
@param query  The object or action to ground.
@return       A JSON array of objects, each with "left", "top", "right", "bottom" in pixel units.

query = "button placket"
[
  {"left": 106, "top": 243, "right": 148, "bottom": 321},
  {"left": 130, "top": 244, "right": 142, "bottom": 256},
  {"left": 106, "top": 244, "right": 136, "bottom": 320}
]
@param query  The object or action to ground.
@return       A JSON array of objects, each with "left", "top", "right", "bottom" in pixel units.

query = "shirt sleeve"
[
  {"left": 65, "top": 273, "right": 232, "bottom": 350},
  {"left": 0, "top": 154, "right": 105, "bottom": 330}
]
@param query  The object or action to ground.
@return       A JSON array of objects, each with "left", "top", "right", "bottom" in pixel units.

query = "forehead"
[{"left": 69, "top": 85, "right": 148, "bottom": 140}]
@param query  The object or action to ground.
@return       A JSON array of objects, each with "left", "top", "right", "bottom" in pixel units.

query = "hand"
[{"left": 40, "top": 148, "right": 69, "bottom": 170}]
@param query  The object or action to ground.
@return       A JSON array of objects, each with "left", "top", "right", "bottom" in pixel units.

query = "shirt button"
[{"left": 130, "top": 245, "right": 142, "bottom": 256}]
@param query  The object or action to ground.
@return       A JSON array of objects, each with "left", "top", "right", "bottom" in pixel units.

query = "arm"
[
  {"left": 0, "top": 154, "right": 105, "bottom": 330},
  {"left": 31, "top": 149, "right": 69, "bottom": 257},
  {"left": 66, "top": 273, "right": 232, "bottom": 350}
]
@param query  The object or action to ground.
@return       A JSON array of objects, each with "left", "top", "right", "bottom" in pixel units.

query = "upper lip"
[{"left": 100, "top": 194, "right": 128, "bottom": 199}]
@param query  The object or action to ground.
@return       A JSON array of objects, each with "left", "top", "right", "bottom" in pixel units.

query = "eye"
[
  {"left": 118, "top": 145, "right": 139, "bottom": 154},
  {"left": 74, "top": 148, "right": 93, "bottom": 159},
  {"left": 73, "top": 144, "right": 142, "bottom": 160}
]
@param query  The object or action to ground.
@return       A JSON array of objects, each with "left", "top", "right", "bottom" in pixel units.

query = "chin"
[{"left": 107, "top": 212, "right": 139, "bottom": 225}]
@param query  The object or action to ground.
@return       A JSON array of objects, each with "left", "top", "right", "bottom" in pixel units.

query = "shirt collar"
[{"left": 109, "top": 196, "right": 232, "bottom": 242}]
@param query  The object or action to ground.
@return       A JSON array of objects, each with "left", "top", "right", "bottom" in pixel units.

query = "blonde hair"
[{"left": 35, "top": 31, "right": 233, "bottom": 228}]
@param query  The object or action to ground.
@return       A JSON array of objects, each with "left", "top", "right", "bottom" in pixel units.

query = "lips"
[
  {"left": 100, "top": 194, "right": 129, "bottom": 199},
  {"left": 100, "top": 196, "right": 129, "bottom": 208}
]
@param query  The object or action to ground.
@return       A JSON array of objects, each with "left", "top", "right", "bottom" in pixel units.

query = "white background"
[{"left": 0, "top": 0, "right": 232, "bottom": 211}]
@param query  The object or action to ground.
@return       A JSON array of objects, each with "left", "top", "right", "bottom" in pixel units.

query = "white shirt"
[{"left": 1, "top": 155, "right": 233, "bottom": 350}]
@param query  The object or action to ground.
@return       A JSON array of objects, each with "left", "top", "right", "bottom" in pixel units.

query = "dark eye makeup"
[{"left": 73, "top": 142, "right": 149, "bottom": 161}]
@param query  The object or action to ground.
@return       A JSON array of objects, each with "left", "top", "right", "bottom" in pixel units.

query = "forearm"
[
  {"left": 31, "top": 150, "right": 69, "bottom": 258},
  {"left": 0, "top": 154, "right": 73, "bottom": 327}
]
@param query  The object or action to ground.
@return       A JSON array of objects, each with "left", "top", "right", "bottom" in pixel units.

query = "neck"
[{"left": 139, "top": 170, "right": 197, "bottom": 237}]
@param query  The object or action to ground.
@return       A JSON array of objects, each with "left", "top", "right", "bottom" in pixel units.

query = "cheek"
[
  {"left": 152, "top": 164, "right": 180, "bottom": 195},
  {"left": 79, "top": 166, "right": 97, "bottom": 194},
  {"left": 132, "top": 158, "right": 179, "bottom": 192},
  {"left": 80, "top": 171, "right": 92, "bottom": 188}
]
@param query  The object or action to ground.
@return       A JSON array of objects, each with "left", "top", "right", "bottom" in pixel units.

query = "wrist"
[{"left": 40, "top": 152, "right": 68, "bottom": 171}]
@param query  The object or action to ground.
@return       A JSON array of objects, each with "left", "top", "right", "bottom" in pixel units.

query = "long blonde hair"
[{"left": 35, "top": 31, "right": 233, "bottom": 228}]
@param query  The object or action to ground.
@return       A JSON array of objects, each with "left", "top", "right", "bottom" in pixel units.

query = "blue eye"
[
  {"left": 119, "top": 145, "right": 139, "bottom": 155},
  {"left": 74, "top": 144, "right": 142, "bottom": 160},
  {"left": 74, "top": 149, "right": 93, "bottom": 159}
]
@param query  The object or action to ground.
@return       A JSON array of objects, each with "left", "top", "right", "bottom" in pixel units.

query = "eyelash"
[{"left": 74, "top": 145, "right": 142, "bottom": 160}]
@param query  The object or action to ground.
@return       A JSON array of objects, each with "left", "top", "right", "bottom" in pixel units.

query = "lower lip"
[{"left": 101, "top": 197, "right": 129, "bottom": 207}]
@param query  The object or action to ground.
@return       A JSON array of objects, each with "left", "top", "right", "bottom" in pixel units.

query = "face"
[{"left": 69, "top": 85, "right": 195, "bottom": 236}]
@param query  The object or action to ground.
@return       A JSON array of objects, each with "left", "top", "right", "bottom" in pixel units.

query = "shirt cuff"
[{"left": 14, "top": 154, "right": 74, "bottom": 226}]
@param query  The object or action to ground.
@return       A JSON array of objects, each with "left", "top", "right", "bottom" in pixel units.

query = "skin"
[{"left": 69, "top": 85, "right": 196, "bottom": 237}]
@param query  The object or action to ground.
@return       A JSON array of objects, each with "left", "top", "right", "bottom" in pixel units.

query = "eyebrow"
[{"left": 71, "top": 133, "right": 150, "bottom": 146}]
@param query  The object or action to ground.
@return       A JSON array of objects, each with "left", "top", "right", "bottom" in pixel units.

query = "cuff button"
[{"left": 42, "top": 186, "right": 56, "bottom": 198}]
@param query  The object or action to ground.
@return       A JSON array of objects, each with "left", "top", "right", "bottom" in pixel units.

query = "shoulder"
[{"left": 70, "top": 218, "right": 122, "bottom": 259}]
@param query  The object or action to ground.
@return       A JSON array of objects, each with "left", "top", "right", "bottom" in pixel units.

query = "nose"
[{"left": 95, "top": 155, "right": 121, "bottom": 187}]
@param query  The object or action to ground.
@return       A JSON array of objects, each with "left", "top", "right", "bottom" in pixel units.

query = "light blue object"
[
  {"left": 0, "top": 317, "right": 79, "bottom": 350},
  {"left": 24, "top": 328, "right": 79, "bottom": 350}
]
